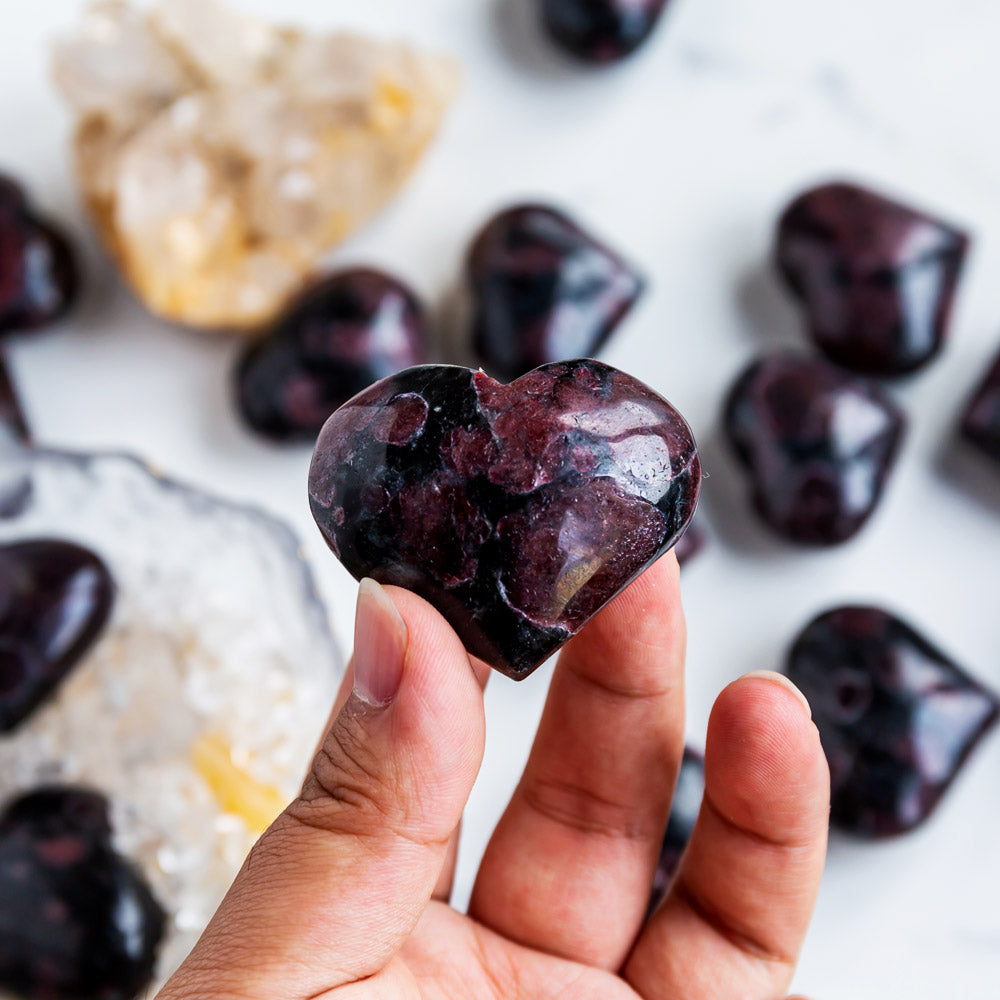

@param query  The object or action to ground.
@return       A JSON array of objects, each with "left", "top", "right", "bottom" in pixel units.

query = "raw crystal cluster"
[
  {"left": 52, "top": 0, "right": 459, "bottom": 330},
  {"left": 309, "top": 359, "right": 700, "bottom": 679},
  {"left": 0, "top": 447, "right": 341, "bottom": 988}
]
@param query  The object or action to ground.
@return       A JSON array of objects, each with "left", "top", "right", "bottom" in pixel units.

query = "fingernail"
[
  {"left": 741, "top": 670, "right": 812, "bottom": 718},
  {"left": 353, "top": 579, "right": 408, "bottom": 708}
]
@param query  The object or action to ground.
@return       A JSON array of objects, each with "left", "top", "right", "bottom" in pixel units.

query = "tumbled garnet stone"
[
  {"left": 0, "top": 352, "right": 29, "bottom": 446},
  {"left": 961, "top": 345, "right": 1000, "bottom": 465},
  {"left": 540, "top": 0, "right": 670, "bottom": 63},
  {"left": 787, "top": 606, "right": 999, "bottom": 837},
  {"left": 0, "top": 174, "right": 78, "bottom": 336},
  {"left": 724, "top": 353, "right": 905, "bottom": 545},
  {"left": 0, "top": 786, "right": 165, "bottom": 1000},
  {"left": 309, "top": 359, "right": 699, "bottom": 678},
  {"left": 650, "top": 746, "right": 704, "bottom": 913},
  {"left": 0, "top": 540, "right": 114, "bottom": 732},
  {"left": 468, "top": 205, "right": 644, "bottom": 383},
  {"left": 776, "top": 182, "right": 968, "bottom": 377},
  {"left": 236, "top": 268, "right": 428, "bottom": 442}
]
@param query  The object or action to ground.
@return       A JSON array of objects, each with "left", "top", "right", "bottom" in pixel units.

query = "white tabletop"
[{"left": 4, "top": 1, "right": 1000, "bottom": 996}]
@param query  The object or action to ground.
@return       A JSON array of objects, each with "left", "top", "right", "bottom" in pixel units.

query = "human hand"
[{"left": 158, "top": 554, "right": 830, "bottom": 1000}]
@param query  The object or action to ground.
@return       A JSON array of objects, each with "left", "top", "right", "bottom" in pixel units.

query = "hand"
[{"left": 158, "top": 555, "right": 830, "bottom": 1000}]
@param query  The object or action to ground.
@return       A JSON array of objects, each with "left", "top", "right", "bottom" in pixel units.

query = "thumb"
[{"left": 159, "top": 579, "right": 487, "bottom": 1000}]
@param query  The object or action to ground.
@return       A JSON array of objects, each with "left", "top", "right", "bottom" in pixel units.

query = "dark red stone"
[
  {"left": 961, "top": 345, "right": 1000, "bottom": 465},
  {"left": 540, "top": 0, "right": 670, "bottom": 63},
  {"left": 236, "top": 268, "right": 428, "bottom": 442},
  {"left": 776, "top": 182, "right": 968, "bottom": 377},
  {"left": 0, "top": 540, "right": 114, "bottom": 733},
  {"left": 787, "top": 606, "right": 999, "bottom": 837},
  {"left": 468, "top": 205, "right": 644, "bottom": 383},
  {"left": 0, "top": 786, "right": 165, "bottom": 1000},
  {"left": 309, "top": 359, "right": 700, "bottom": 678},
  {"left": 724, "top": 353, "right": 905, "bottom": 545},
  {"left": 0, "top": 175, "right": 78, "bottom": 337},
  {"left": 650, "top": 746, "right": 703, "bottom": 913}
]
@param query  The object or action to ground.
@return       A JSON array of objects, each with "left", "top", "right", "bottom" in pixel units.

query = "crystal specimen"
[
  {"left": 724, "top": 352, "right": 905, "bottom": 545},
  {"left": 540, "top": 0, "right": 671, "bottom": 63},
  {"left": 309, "top": 359, "right": 700, "bottom": 679},
  {"left": 0, "top": 447, "right": 342, "bottom": 985},
  {"left": 650, "top": 746, "right": 704, "bottom": 913},
  {"left": 468, "top": 205, "right": 644, "bottom": 383},
  {"left": 52, "top": 0, "right": 459, "bottom": 330},
  {"left": 0, "top": 540, "right": 114, "bottom": 734},
  {"left": 0, "top": 174, "right": 78, "bottom": 336},
  {"left": 776, "top": 182, "right": 968, "bottom": 377},
  {"left": 0, "top": 786, "right": 165, "bottom": 1000},
  {"left": 961, "top": 345, "right": 1000, "bottom": 465},
  {"left": 237, "top": 268, "right": 428, "bottom": 442},
  {"left": 786, "top": 606, "right": 999, "bottom": 837}
]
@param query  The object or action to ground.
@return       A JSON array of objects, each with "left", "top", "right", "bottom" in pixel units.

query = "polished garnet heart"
[
  {"left": 0, "top": 540, "right": 114, "bottom": 732},
  {"left": 724, "top": 352, "right": 905, "bottom": 545},
  {"left": 650, "top": 746, "right": 704, "bottom": 913},
  {"left": 776, "top": 181, "right": 968, "bottom": 377},
  {"left": 0, "top": 786, "right": 165, "bottom": 1000},
  {"left": 468, "top": 205, "right": 644, "bottom": 383},
  {"left": 961, "top": 344, "right": 1000, "bottom": 465},
  {"left": 309, "top": 359, "right": 699, "bottom": 678},
  {"left": 786, "top": 606, "right": 999, "bottom": 837},
  {"left": 540, "top": 0, "right": 671, "bottom": 63}
]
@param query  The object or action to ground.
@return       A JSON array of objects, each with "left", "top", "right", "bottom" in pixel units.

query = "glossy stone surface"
[
  {"left": 776, "top": 182, "right": 968, "bottom": 377},
  {"left": 309, "top": 359, "right": 699, "bottom": 678},
  {"left": 961, "top": 345, "right": 1000, "bottom": 465},
  {"left": 0, "top": 174, "right": 78, "bottom": 337},
  {"left": 236, "top": 269, "right": 428, "bottom": 442},
  {"left": 0, "top": 786, "right": 165, "bottom": 1000},
  {"left": 0, "top": 353, "right": 29, "bottom": 446},
  {"left": 540, "top": 0, "right": 670, "bottom": 63},
  {"left": 650, "top": 747, "right": 704, "bottom": 913},
  {"left": 724, "top": 353, "right": 905, "bottom": 545},
  {"left": 0, "top": 540, "right": 114, "bottom": 733},
  {"left": 468, "top": 205, "right": 644, "bottom": 383},
  {"left": 787, "top": 606, "right": 999, "bottom": 837}
]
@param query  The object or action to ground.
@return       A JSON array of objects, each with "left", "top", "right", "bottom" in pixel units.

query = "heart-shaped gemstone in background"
[
  {"left": 0, "top": 540, "right": 115, "bottom": 732},
  {"left": 961, "top": 343, "right": 1000, "bottom": 465},
  {"left": 468, "top": 205, "right": 644, "bottom": 383},
  {"left": 786, "top": 606, "right": 1000, "bottom": 837},
  {"left": 776, "top": 181, "right": 968, "bottom": 377},
  {"left": 309, "top": 359, "right": 700, "bottom": 679},
  {"left": 724, "top": 353, "right": 905, "bottom": 546},
  {"left": 0, "top": 786, "right": 165, "bottom": 1000}
]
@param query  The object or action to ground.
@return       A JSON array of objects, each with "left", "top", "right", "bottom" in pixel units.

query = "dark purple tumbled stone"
[
  {"left": 787, "top": 606, "right": 999, "bottom": 837},
  {"left": 0, "top": 174, "right": 78, "bottom": 336},
  {"left": 776, "top": 182, "right": 968, "bottom": 377},
  {"left": 649, "top": 746, "right": 704, "bottom": 913},
  {"left": 540, "top": 0, "right": 670, "bottom": 63},
  {"left": 0, "top": 352, "right": 29, "bottom": 447},
  {"left": 960, "top": 345, "right": 1000, "bottom": 465},
  {"left": 236, "top": 268, "right": 428, "bottom": 442},
  {"left": 0, "top": 540, "right": 114, "bottom": 732},
  {"left": 309, "top": 359, "right": 700, "bottom": 678},
  {"left": 0, "top": 786, "right": 165, "bottom": 1000},
  {"left": 468, "top": 205, "right": 644, "bottom": 383},
  {"left": 724, "top": 353, "right": 905, "bottom": 545}
]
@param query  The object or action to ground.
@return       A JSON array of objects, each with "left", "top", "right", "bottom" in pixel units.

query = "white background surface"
[{"left": 3, "top": 1, "right": 1000, "bottom": 996}]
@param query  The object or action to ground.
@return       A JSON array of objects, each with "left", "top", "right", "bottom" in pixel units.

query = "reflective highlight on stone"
[
  {"left": 0, "top": 786, "right": 165, "bottom": 1000},
  {"left": 776, "top": 182, "right": 968, "bottom": 376},
  {"left": 787, "top": 606, "right": 999, "bottom": 837},
  {"left": 724, "top": 353, "right": 905, "bottom": 545},
  {"left": 540, "top": 0, "right": 670, "bottom": 63},
  {"left": 961, "top": 345, "right": 1000, "bottom": 466},
  {"left": 469, "top": 205, "right": 644, "bottom": 383},
  {"left": 650, "top": 746, "right": 703, "bottom": 913},
  {"left": 309, "top": 359, "right": 700, "bottom": 678}
]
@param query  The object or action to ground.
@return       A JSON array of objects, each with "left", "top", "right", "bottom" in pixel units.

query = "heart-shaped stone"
[
  {"left": 786, "top": 606, "right": 1000, "bottom": 837},
  {"left": 309, "top": 359, "right": 699, "bottom": 678},
  {"left": 468, "top": 205, "right": 644, "bottom": 383},
  {"left": 724, "top": 352, "right": 905, "bottom": 545},
  {"left": 0, "top": 786, "right": 165, "bottom": 1000},
  {"left": 0, "top": 540, "right": 115, "bottom": 733},
  {"left": 961, "top": 344, "right": 1000, "bottom": 465}
]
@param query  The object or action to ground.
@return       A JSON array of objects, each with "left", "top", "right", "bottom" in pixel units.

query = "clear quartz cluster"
[
  {"left": 0, "top": 447, "right": 341, "bottom": 987},
  {"left": 52, "top": 0, "right": 459, "bottom": 329}
]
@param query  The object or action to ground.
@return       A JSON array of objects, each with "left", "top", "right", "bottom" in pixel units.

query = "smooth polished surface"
[
  {"left": 650, "top": 746, "right": 704, "bottom": 913},
  {"left": 540, "top": 0, "right": 670, "bottom": 63},
  {"left": 961, "top": 344, "right": 1000, "bottom": 465}
]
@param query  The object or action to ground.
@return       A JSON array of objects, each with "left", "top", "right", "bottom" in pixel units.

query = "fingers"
[
  {"left": 626, "top": 673, "right": 830, "bottom": 1000},
  {"left": 469, "top": 554, "right": 686, "bottom": 970},
  {"left": 158, "top": 580, "right": 487, "bottom": 1000}
]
